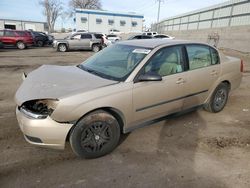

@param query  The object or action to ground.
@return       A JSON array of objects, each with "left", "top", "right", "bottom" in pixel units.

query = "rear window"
[
  {"left": 107, "top": 34, "right": 116, "bottom": 37},
  {"left": 94, "top": 34, "right": 103, "bottom": 39},
  {"left": 81, "top": 34, "right": 92, "bottom": 39},
  {"left": 186, "top": 45, "right": 212, "bottom": 70},
  {"left": 5, "top": 31, "right": 15, "bottom": 37},
  {"left": 16, "top": 31, "right": 27, "bottom": 37}
]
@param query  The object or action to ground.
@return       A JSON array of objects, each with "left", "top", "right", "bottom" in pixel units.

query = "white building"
[
  {"left": 0, "top": 19, "right": 46, "bottom": 31},
  {"left": 75, "top": 9, "right": 144, "bottom": 34}
]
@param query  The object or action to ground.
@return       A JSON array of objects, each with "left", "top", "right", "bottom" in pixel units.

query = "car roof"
[{"left": 118, "top": 39, "right": 196, "bottom": 48}]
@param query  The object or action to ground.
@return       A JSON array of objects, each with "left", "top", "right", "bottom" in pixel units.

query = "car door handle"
[
  {"left": 176, "top": 78, "right": 185, "bottom": 84},
  {"left": 210, "top": 70, "right": 218, "bottom": 76}
]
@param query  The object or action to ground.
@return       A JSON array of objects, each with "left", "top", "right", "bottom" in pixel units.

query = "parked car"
[
  {"left": 154, "top": 34, "right": 175, "bottom": 39},
  {"left": 128, "top": 35, "right": 153, "bottom": 40},
  {"left": 53, "top": 32, "right": 103, "bottom": 52},
  {"left": 142, "top": 31, "right": 158, "bottom": 36},
  {"left": 30, "top": 31, "right": 53, "bottom": 47},
  {"left": 106, "top": 34, "right": 121, "bottom": 43},
  {"left": 0, "top": 40, "right": 3, "bottom": 48},
  {"left": 109, "top": 29, "right": 122, "bottom": 35},
  {"left": 0, "top": 29, "right": 34, "bottom": 49},
  {"left": 15, "top": 39, "right": 243, "bottom": 158}
]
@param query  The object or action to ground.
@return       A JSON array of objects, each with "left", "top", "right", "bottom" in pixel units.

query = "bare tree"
[
  {"left": 39, "top": 0, "right": 63, "bottom": 33},
  {"left": 69, "top": 0, "right": 102, "bottom": 10}
]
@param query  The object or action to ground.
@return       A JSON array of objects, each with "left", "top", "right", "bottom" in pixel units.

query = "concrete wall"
[{"left": 163, "top": 25, "right": 250, "bottom": 52}]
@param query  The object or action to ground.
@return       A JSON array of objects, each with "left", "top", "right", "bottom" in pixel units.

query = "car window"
[
  {"left": 5, "top": 31, "right": 15, "bottom": 37},
  {"left": 16, "top": 31, "right": 27, "bottom": 37},
  {"left": 210, "top": 48, "right": 220, "bottom": 65},
  {"left": 81, "top": 34, "right": 92, "bottom": 39},
  {"left": 147, "top": 33, "right": 152, "bottom": 36},
  {"left": 186, "top": 45, "right": 212, "bottom": 70},
  {"left": 94, "top": 34, "right": 103, "bottom": 39},
  {"left": 107, "top": 34, "right": 116, "bottom": 37},
  {"left": 155, "top": 35, "right": 168, "bottom": 38},
  {"left": 0, "top": 31, "right": 3, "bottom": 36},
  {"left": 142, "top": 36, "right": 152, "bottom": 39},
  {"left": 72, "top": 34, "right": 81, "bottom": 39},
  {"left": 143, "top": 46, "right": 184, "bottom": 77}
]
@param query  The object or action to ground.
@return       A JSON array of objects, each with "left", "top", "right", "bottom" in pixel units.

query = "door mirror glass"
[{"left": 137, "top": 73, "right": 162, "bottom": 82}]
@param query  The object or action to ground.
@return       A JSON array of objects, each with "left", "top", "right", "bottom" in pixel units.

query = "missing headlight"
[{"left": 20, "top": 99, "right": 58, "bottom": 119}]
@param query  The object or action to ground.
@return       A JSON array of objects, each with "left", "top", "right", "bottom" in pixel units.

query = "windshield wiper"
[{"left": 77, "top": 65, "right": 118, "bottom": 81}]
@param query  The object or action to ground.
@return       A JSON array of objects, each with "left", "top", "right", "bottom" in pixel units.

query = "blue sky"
[{"left": 0, "top": 0, "right": 228, "bottom": 29}]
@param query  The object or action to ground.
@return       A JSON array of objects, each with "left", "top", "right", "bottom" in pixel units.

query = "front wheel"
[
  {"left": 70, "top": 110, "right": 121, "bottom": 158},
  {"left": 16, "top": 41, "right": 26, "bottom": 50},
  {"left": 58, "top": 43, "right": 67, "bottom": 52},
  {"left": 37, "top": 40, "right": 44, "bottom": 47},
  {"left": 204, "top": 83, "right": 229, "bottom": 113}
]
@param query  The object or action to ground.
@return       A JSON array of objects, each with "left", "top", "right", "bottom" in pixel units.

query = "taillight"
[{"left": 240, "top": 59, "right": 244, "bottom": 73}]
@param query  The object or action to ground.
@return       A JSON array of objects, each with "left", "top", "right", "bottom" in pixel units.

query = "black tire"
[
  {"left": 70, "top": 110, "right": 121, "bottom": 158},
  {"left": 58, "top": 43, "right": 67, "bottom": 52},
  {"left": 92, "top": 44, "right": 100, "bottom": 52},
  {"left": 16, "top": 41, "right": 26, "bottom": 50},
  {"left": 37, "top": 40, "right": 44, "bottom": 47},
  {"left": 204, "top": 83, "right": 229, "bottom": 113}
]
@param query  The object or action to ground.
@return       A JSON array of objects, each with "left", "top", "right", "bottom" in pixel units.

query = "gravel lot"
[{"left": 0, "top": 46, "right": 250, "bottom": 188}]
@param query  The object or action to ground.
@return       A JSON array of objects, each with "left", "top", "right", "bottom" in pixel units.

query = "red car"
[{"left": 0, "top": 29, "right": 34, "bottom": 49}]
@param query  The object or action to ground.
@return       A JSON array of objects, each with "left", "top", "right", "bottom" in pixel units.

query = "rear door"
[
  {"left": 182, "top": 44, "right": 221, "bottom": 109},
  {"left": 81, "top": 34, "right": 92, "bottom": 49},
  {"left": 132, "top": 45, "right": 187, "bottom": 125}
]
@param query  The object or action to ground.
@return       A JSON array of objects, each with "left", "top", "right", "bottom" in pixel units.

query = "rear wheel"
[
  {"left": 204, "top": 83, "right": 229, "bottom": 113},
  {"left": 70, "top": 110, "right": 120, "bottom": 158},
  {"left": 92, "top": 44, "right": 100, "bottom": 52},
  {"left": 16, "top": 41, "right": 25, "bottom": 50},
  {"left": 37, "top": 40, "right": 44, "bottom": 47},
  {"left": 58, "top": 43, "right": 67, "bottom": 52}
]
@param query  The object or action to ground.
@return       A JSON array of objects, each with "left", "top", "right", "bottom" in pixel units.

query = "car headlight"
[{"left": 20, "top": 99, "right": 58, "bottom": 119}]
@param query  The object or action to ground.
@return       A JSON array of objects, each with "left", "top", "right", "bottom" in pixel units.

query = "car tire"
[
  {"left": 16, "top": 41, "right": 26, "bottom": 50},
  {"left": 92, "top": 44, "right": 100, "bottom": 52},
  {"left": 204, "top": 82, "right": 229, "bottom": 113},
  {"left": 37, "top": 40, "right": 44, "bottom": 47},
  {"left": 58, "top": 43, "right": 67, "bottom": 52},
  {"left": 70, "top": 110, "right": 121, "bottom": 158}
]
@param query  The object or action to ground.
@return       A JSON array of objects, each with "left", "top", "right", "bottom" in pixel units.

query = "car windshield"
[{"left": 78, "top": 44, "right": 151, "bottom": 81}]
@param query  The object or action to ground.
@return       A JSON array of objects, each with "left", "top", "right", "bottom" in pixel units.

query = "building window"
[
  {"left": 120, "top": 20, "right": 126, "bottom": 26},
  {"left": 81, "top": 17, "right": 87, "bottom": 23},
  {"left": 108, "top": 19, "right": 114, "bottom": 25},
  {"left": 96, "top": 18, "right": 102, "bottom": 24},
  {"left": 132, "top": 21, "right": 137, "bottom": 27}
]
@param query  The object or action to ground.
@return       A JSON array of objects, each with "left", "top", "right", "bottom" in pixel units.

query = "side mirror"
[{"left": 137, "top": 73, "right": 162, "bottom": 82}]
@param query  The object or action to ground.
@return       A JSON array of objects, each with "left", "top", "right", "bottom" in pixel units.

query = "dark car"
[
  {"left": 30, "top": 31, "right": 53, "bottom": 47},
  {"left": 128, "top": 35, "right": 153, "bottom": 40},
  {"left": 0, "top": 29, "right": 34, "bottom": 49},
  {"left": 0, "top": 40, "right": 3, "bottom": 48}
]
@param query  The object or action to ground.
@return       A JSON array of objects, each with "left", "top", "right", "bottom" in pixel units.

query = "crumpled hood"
[{"left": 15, "top": 65, "right": 117, "bottom": 106}]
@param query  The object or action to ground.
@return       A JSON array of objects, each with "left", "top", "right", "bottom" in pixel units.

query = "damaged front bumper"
[{"left": 16, "top": 107, "right": 74, "bottom": 150}]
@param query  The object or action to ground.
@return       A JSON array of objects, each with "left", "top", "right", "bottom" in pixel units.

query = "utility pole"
[{"left": 156, "top": 0, "right": 163, "bottom": 32}]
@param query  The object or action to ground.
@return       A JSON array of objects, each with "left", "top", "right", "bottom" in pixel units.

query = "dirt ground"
[{"left": 0, "top": 46, "right": 250, "bottom": 188}]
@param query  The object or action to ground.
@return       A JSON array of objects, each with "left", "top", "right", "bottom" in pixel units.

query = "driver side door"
[{"left": 131, "top": 45, "right": 187, "bottom": 126}]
